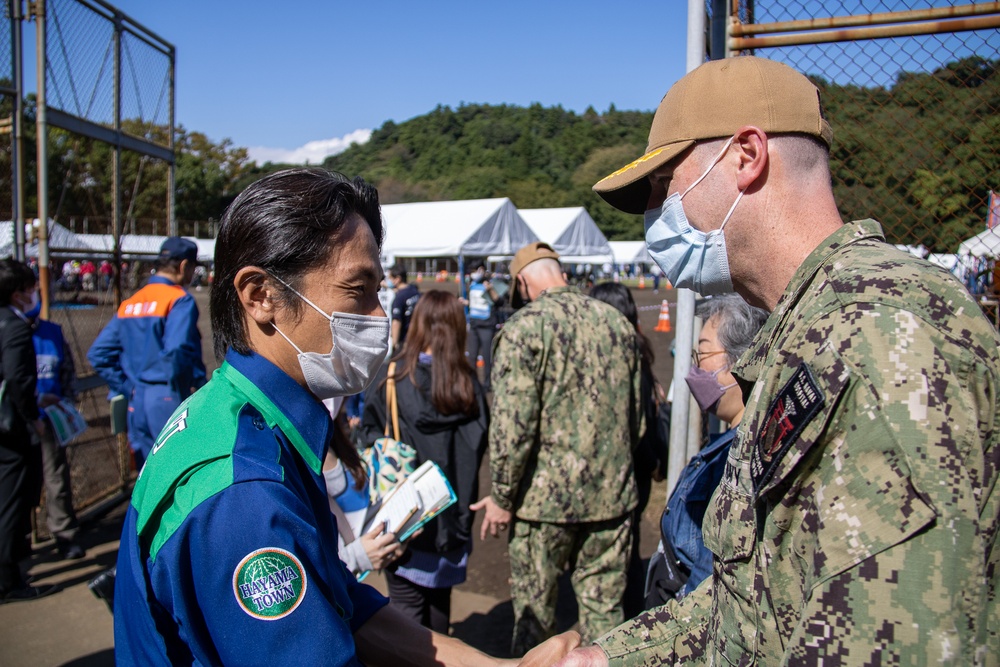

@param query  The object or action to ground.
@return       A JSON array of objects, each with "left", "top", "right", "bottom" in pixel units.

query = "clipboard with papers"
[
  {"left": 364, "top": 459, "right": 457, "bottom": 542},
  {"left": 355, "top": 460, "right": 457, "bottom": 581}
]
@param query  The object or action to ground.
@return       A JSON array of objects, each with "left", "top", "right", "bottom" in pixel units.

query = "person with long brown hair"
[{"left": 362, "top": 289, "right": 489, "bottom": 634}]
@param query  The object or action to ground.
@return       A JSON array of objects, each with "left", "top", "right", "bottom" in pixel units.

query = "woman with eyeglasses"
[{"left": 644, "top": 293, "right": 767, "bottom": 608}]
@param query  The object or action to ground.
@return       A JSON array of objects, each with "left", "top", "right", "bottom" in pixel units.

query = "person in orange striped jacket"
[{"left": 88, "top": 237, "right": 206, "bottom": 470}]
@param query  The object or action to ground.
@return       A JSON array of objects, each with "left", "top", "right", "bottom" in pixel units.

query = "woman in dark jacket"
[{"left": 362, "top": 290, "right": 488, "bottom": 633}]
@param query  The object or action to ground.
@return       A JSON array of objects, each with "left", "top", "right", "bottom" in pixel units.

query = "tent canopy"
[
  {"left": 1, "top": 220, "right": 214, "bottom": 262},
  {"left": 959, "top": 227, "right": 1000, "bottom": 258},
  {"left": 381, "top": 198, "right": 538, "bottom": 260},
  {"left": 609, "top": 240, "right": 652, "bottom": 265},
  {"left": 518, "top": 207, "right": 612, "bottom": 262}
]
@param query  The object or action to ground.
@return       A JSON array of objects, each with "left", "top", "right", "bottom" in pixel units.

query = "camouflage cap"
[
  {"left": 508, "top": 241, "right": 561, "bottom": 309},
  {"left": 593, "top": 56, "right": 833, "bottom": 214}
]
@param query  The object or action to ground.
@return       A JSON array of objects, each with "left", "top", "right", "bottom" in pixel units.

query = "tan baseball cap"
[
  {"left": 593, "top": 56, "right": 833, "bottom": 214},
  {"left": 508, "top": 242, "right": 561, "bottom": 308}
]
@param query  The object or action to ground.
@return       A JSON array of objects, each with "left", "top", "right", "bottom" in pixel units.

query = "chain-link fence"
[
  {"left": 1, "top": 0, "right": 177, "bottom": 534},
  {"left": 720, "top": 1, "right": 1000, "bottom": 323}
]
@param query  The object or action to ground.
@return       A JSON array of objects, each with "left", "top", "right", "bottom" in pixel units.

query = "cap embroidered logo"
[{"left": 233, "top": 548, "right": 308, "bottom": 620}]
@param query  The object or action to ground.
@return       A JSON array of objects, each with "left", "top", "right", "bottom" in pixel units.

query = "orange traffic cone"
[
  {"left": 416, "top": 272, "right": 423, "bottom": 283},
  {"left": 638, "top": 274, "right": 646, "bottom": 289},
  {"left": 654, "top": 299, "right": 672, "bottom": 333}
]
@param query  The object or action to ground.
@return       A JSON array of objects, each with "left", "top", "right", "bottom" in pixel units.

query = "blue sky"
[{"left": 100, "top": 1, "right": 690, "bottom": 164}]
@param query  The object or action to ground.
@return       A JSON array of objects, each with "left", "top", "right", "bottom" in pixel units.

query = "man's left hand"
[{"left": 470, "top": 496, "right": 513, "bottom": 541}]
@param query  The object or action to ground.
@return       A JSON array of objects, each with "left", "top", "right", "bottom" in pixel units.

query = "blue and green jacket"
[{"left": 114, "top": 349, "right": 388, "bottom": 666}]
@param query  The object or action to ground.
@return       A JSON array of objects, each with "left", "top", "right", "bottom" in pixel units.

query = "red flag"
[{"left": 989, "top": 190, "right": 1000, "bottom": 230}]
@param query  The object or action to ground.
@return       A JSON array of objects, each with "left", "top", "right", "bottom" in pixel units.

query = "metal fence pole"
[
  {"left": 33, "top": 0, "right": 50, "bottom": 319},
  {"left": 668, "top": 0, "right": 708, "bottom": 498}
]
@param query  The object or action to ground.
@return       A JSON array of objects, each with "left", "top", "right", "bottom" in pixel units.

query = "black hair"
[
  {"left": 0, "top": 256, "right": 37, "bottom": 306},
  {"left": 589, "top": 281, "right": 655, "bottom": 370},
  {"left": 388, "top": 263, "right": 407, "bottom": 283},
  {"left": 209, "top": 168, "right": 384, "bottom": 360}
]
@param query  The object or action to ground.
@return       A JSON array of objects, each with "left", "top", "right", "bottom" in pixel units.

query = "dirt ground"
[{"left": 43, "top": 276, "right": 678, "bottom": 657}]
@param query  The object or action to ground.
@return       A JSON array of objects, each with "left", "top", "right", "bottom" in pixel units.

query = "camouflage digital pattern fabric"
[
  {"left": 595, "top": 219, "right": 1000, "bottom": 665},
  {"left": 509, "top": 516, "right": 633, "bottom": 656},
  {"left": 597, "top": 580, "right": 712, "bottom": 666},
  {"left": 488, "top": 285, "right": 643, "bottom": 523}
]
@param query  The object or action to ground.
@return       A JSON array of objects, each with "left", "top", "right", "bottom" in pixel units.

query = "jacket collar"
[
  {"left": 734, "top": 219, "right": 885, "bottom": 389},
  {"left": 221, "top": 349, "right": 331, "bottom": 473}
]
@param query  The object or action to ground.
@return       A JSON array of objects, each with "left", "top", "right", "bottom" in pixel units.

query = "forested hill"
[
  {"left": 324, "top": 56, "right": 999, "bottom": 249},
  {"left": 324, "top": 103, "right": 653, "bottom": 240}
]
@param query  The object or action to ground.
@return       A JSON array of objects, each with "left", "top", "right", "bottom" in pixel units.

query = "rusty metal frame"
[{"left": 730, "top": 3, "right": 1000, "bottom": 50}]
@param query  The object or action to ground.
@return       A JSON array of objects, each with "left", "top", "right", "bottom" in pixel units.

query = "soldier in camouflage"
[
  {"left": 471, "top": 242, "right": 644, "bottom": 656},
  {"left": 530, "top": 57, "right": 999, "bottom": 667}
]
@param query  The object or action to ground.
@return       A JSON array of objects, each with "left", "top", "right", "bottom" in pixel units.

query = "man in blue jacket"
[{"left": 88, "top": 237, "right": 206, "bottom": 469}]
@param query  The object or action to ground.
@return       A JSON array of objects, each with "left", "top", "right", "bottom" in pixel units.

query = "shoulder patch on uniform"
[
  {"left": 232, "top": 547, "right": 307, "bottom": 620},
  {"left": 750, "top": 363, "right": 825, "bottom": 493}
]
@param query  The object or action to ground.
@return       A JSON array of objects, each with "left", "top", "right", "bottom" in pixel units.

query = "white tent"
[
  {"left": 380, "top": 198, "right": 537, "bottom": 260},
  {"left": 518, "top": 207, "right": 612, "bottom": 264},
  {"left": 609, "top": 240, "right": 652, "bottom": 265},
  {"left": 1, "top": 220, "right": 94, "bottom": 258},
  {"left": 2, "top": 221, "right": 214, "bottom": 262},
  {"left": 958, "top": 227, "right": 1000, "bottom": 258}
]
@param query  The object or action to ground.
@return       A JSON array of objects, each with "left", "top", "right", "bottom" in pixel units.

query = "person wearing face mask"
[
  {"left": 0, "top": 258, "right": 58, "bottom": 603},
  {"left": 87, "top": 236, "right": 207, "bottom": 471},
  {"left": 112, "top": 168, "right": 555, "bottom": 667},
  {"left": 533, "top": 57, "right": 1000, "bottom": 667},
  {"left": 466, "top": 263, "right": 502, "bottom": 392},
  {"left": 644, "top": 294, "right": 765, "bottom": 607}
]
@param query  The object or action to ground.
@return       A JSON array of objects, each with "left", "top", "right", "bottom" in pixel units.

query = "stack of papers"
[{"left": 365, "top": 460, "right": 457, "bottom": 543}]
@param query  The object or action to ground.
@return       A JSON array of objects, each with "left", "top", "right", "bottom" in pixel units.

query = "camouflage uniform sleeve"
[
  {"left": 488, "top": 319, "right": 542, "bottom": 512},
  {"left": 594, "top": 579, "right": 712, "bottom": 666},
  {"left": 630, "top": 336, "right": 645, "bottom": 452}
]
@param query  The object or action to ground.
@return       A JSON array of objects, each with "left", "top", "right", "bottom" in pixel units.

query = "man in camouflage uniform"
[
  {"left": 536, "top": 57, "right": 1000, "bottom": 667},
  {"left": 471, "top": 242, "right": 644, "bottom": 656}
]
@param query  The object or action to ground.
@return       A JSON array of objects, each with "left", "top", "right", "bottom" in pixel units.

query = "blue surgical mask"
[{"left": 645, "top": 136, "right": 745, "bottom": 296}]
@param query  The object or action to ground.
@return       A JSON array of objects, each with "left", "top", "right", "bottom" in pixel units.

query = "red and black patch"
[{"left": 750, "top": 363, "right": 824, "bottom": 493}]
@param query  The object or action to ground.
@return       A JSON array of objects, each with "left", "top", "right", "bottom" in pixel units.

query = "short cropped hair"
[{"left": 388, "top": 264, "right": 407, "bottom": 283}]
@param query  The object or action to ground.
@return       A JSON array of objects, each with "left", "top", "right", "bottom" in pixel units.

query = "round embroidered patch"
[{"left": 232, "top": 547, "right": 307, "bottom": 620}]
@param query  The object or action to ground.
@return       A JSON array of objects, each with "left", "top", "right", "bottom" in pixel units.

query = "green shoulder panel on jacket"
[{"left": 132, "top": 363, "right": 247, "bottom": 562}]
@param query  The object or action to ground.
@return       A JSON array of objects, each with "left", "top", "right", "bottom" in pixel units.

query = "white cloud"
[{"left": 247, "top": 128, "right": 372, "bottom": 165}]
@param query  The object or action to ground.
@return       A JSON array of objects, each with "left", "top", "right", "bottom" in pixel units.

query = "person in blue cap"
[{"left": 87, "top": 236, "right": 206, "bottom": 470}]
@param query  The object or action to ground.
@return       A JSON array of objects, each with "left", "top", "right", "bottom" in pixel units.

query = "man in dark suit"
[{"left": 0, "top": 257, "right": 58, "bottom": 603}]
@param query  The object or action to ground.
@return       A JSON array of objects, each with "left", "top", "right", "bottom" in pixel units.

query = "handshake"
[{"left": 508, "top": 632, "right": 608, "bottom": 667}]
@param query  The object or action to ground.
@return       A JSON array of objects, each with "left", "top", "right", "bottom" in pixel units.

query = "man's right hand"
[
  {"left": 551, "top": 645, "right": 610, "bottom": 667},
  {"left": 516, "top": 632, "right": 582, "bottom": 667}
]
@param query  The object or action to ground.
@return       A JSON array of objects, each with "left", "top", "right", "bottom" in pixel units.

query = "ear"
[
  {"left": 234, "top": 266, "right": 278, "bottom": 325},
  {"left": 732, "top": 126, "right": 769, "bottom": 192}
]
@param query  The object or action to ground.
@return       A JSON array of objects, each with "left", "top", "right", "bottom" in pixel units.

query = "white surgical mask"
[
  {"left": 645, "top": 136, "right": 744, "bottom": 296},
  {"left": 270, "top": 276, "right": 389, "bottom": 400}
]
